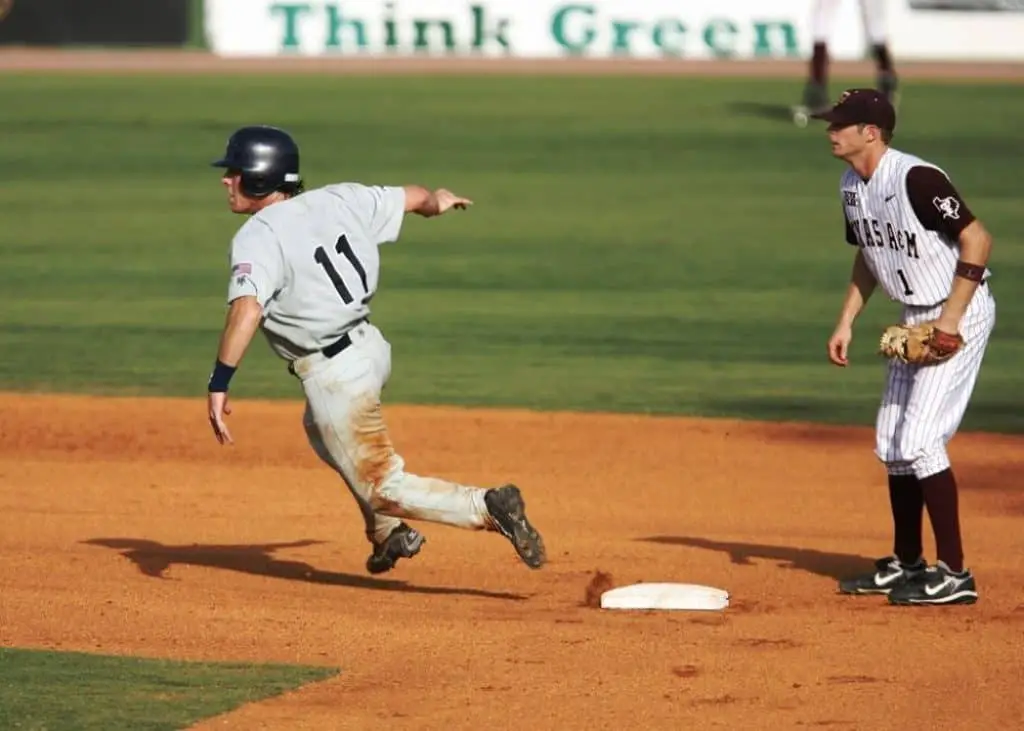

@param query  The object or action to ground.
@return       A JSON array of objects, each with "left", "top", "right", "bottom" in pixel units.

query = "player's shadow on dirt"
[
  {"left": 640, "top": 536, "right": 874, "bottom": 581},
  {"left": 83, "top": 537, "right": 527, "bottom": 601}
]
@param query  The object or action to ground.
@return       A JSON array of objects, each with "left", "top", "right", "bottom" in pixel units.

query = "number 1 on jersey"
[
  {"left": 896, "top": 268, "right": 914, "bottom": 297},
  {"left": 314, "top": 234, "right": 370, "bottom": 305}
]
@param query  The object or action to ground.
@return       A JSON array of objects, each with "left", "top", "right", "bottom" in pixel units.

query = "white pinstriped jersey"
[{"left": 840, "top": 148, "right": 989, "bottom": 307}]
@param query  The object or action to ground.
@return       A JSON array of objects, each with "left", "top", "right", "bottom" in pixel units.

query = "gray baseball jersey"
[
  {"left": 226, "top": 183, "right": 406, "bottom": 360},
  {"left": 840, "top": 148, "right": 990, "bottom": 307}
]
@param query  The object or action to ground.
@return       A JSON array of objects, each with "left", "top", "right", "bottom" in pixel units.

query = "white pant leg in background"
[
  {"left": 811, "top": 0, "right": 842, "bottom": 43},
  {"left": 874, "top": 286, "right": 997, "bottom": 478},
  {"left": 858, "top": 0, "right": 888, "bottom": 45},
  {"left": 292, "top": 321, "right": 492, "bottom": 544}
]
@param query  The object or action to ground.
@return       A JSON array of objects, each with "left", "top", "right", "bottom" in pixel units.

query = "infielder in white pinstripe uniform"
[{"left": 813, "top": 90, "right": 996, "bottom": 606}]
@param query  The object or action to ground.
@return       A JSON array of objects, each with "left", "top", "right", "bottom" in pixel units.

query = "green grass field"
[
  {"left": 0, "top": 74, "right": 1021, "bottom": 431},
  {"left": 0, "top": 647, "right": 338, "bottom": 730}
]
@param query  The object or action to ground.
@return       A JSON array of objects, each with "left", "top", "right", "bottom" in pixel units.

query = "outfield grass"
[
  {"left": 0, "top": 74, "right": 1020, "bottom": 431},
  {"left": 0, "top": 647, "right": 338, "bottom": 730}
]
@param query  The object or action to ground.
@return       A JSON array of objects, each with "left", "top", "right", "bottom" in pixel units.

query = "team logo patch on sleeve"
[
  {"left": 933, "top": 196, "right": 961, "bottom": 220},
  {"left": 843, "top": 190, "right": 859, "bottom": 206}
]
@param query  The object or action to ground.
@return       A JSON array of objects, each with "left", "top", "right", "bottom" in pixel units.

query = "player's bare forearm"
[
  {"left": 837, "top": 251, "right": 877, "bottom": 327},
  {"left": 216, "top": 296, "right": 263, "bottom": 367},
  {"left": 403, "top": 185, "right": 472, "bottom": 217},
  {"left": 403, "top": 185, "right": 433, "bottom": 214},
  {"left": 937, "top": 220, "right": 992, "bottom": 332}
]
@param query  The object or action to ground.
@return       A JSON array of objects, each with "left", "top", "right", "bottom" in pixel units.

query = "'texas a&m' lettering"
[{"left": 847, "top": 216, "right": 920, "bottom": 259}]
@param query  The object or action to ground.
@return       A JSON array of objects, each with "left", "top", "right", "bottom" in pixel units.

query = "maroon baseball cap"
[{"left": 811, "top": 88, "right": 897, "bottom": 132}]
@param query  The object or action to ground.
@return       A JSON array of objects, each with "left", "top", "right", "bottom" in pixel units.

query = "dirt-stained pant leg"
[
  {"left": 302, "top": 402, "right": 401, "bottom": 544},
  {"left": 294, "top": 322, "right": 492, "bottom": 541},
  {"left": 875, "top": 287, "right": 996, "bottom": 478}
]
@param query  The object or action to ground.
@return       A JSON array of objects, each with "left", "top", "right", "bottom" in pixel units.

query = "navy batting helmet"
[{"left": 211, "top": 125, "right": 302, "bottom": 198}]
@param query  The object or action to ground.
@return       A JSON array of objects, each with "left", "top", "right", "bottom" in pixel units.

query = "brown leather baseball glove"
[{"left": 878, "top": 323, "right": 964, "bottom": 365}]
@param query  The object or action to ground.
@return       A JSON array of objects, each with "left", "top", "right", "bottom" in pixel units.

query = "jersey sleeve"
[
  {"left": 226, "top": 219, "right": 284, "bottom": 307},
  {"left": 327, "top": 183, "right": 407, "bottom": 245},
  {"left": 844, "top": 217, "right": 858, "bottom": 246},
  {"left": 839, "top": 174, "right": 858, "bottom": 246},
  {"left": 905, "top": 165, "right": 976, "bottom": 240}
]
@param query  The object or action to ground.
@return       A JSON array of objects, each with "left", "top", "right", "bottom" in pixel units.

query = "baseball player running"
[
  {"left": 204, "top": 125, "right": 546, "bottom": 576},
  {"left": 793, "top": 0, "right": 898, "bottom": 127},
  {"left": 815, "top": 90, "right": 996, "bottom": 606}
]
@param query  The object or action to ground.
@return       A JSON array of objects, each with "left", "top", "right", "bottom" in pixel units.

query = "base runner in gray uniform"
[{"left": 205, "top": 126, "right": 546, "bottom": 576}]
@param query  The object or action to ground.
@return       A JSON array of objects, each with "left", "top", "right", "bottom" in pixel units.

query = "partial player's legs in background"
[
  {"left": 805, "top": 0, "right": 840, "bottom": 111},
  {"left": 859, "top": 0, "right": 899, "bottom": 106},
  {"left": 806, "top": 43, "right": 830, "bottom": 111},
  {"left": 793, "top": 0, "right": 839, "bottom": 126}
]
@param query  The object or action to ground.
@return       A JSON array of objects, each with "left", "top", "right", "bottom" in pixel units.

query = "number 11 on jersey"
[{"left": 314, "top": 234, "right": 370, "bottom": 305}]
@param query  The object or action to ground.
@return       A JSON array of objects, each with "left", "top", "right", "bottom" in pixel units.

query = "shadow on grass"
[{"left": 725, "top": 100, "right": 799, "bottom": 124}]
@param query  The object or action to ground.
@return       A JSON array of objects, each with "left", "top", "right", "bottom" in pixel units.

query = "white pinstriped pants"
[
  {"left": 812, "top": 0, "right": 888, "bottom": 45},
  {"left": 875, "top": 284, "right": 996, "bottom": 478}
]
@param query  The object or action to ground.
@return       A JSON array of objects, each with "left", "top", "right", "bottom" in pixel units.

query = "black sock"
[
  {"left": 920, "top": 469, "right": 965, "bottom": 573},
  {"left": 888, "top": 474, "right": 923, "bottom": 565},
  {"left": 871, "top": 44, "right": 894, "bottom": 74},
  {"left": 811, "top": 42, "right": 828, "bottom": 86}
]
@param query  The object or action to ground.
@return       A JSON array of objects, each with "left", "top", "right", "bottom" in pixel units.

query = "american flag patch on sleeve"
[{"left": 232, "top": 262, "right": 253, "bottom": 275}]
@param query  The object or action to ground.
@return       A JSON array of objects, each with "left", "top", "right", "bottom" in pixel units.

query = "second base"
[{"left": 600, "top": 582, "right": 729, "bottom": 611}]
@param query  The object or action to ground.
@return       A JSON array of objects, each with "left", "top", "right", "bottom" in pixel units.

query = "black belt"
[{"left": 322, "top": 318, "right": 368, "bottom": 358}]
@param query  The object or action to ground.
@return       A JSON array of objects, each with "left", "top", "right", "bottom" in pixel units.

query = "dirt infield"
[
  {"left": 2, "top": 46, "right": 1023, "bottom": 730},
  {"left": 2, "top": 392, "right": 1023, "bottom": 730},
  {"left": 1, "top": 47, "right": 1024, "bottom": 81}
]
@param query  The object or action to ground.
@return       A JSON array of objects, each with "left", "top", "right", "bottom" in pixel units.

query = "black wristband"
[
  {"left": 208, "top": 360, "right": 237, "bottom": 393},
  {"left": 955, "top": 260, "right": 985, "bottom": 283}
]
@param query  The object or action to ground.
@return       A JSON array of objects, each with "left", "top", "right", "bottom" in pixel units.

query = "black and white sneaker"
[
  {"left": 837, "top": 555, "right": 926, "bottom": 595},
  {"left": 888, "top": 561, "right": 978, "bottom": 606},
  {"left": 801, "top": 80, "right": 830, "bottom": 114},
  {"left": 484, "top": 484, "right": 546, "bottom": 569},
  {"left": 365, "top": 522, "right": 425, "bottom": 575}
]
